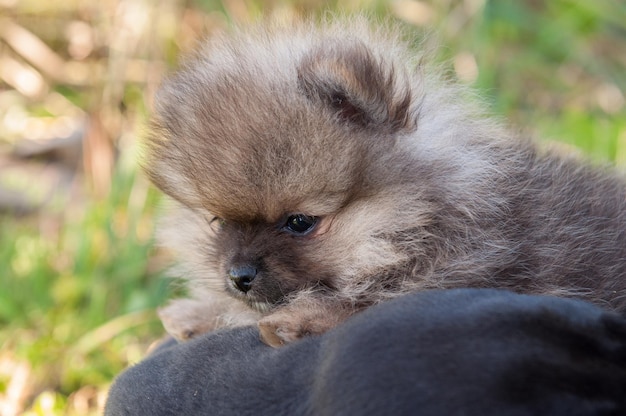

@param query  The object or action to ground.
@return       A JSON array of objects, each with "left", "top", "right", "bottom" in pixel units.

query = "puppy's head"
[{"left": 145, "top": 20, "right": 436, "bottom": 311}]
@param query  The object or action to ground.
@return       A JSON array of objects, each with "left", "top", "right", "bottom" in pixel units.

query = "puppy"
[{"left": 145, "top": 17, "right": 626, "bottom": 346}]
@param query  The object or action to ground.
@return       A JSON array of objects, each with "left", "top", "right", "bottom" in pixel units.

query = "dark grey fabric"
[{"left": 105, "top": 289, "right": 626, "bottom": 415}]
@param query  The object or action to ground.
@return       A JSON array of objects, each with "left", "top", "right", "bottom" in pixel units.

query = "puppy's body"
[{"left": 146, "top": 18, "right": 626, "bottom": 345}]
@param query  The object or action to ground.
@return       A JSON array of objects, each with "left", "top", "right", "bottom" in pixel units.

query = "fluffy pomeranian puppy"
[{"left": 145, "top": 17, "right": 626, "bottom": 347}]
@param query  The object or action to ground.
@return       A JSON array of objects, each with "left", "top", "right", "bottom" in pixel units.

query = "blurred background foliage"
[{"left": 0, "top": 0, "right": 624, "bottom": 414}]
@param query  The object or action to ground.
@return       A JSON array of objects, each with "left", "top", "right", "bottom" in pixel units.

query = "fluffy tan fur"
[{"left": 145, "top": 17, "right": 626, "bottom": 346}]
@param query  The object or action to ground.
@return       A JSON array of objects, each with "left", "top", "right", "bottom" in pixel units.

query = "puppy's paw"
[
  {"left": 258, "top": 315, "right": 307, "bottom": 347},
  {"left": 158, "top": 298, "right": 218, "bottom": 341},
  {"left": 159, "top": 295, "right": 262, "bottom": 342},
  {"left": 258, "top": 307, "right": 346, "bottom": 347}
]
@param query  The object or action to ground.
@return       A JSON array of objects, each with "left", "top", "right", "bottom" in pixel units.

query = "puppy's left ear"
[{"left": 297, "top": 40, "right": 414, "bottom": 133}]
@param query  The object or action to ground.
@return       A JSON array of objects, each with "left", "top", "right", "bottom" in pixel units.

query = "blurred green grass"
[
  {"left": 0, "top": 164, "right": 170, "bottom": 413},
  {"left": 0, "top": 0, "right": 624, "bottom": 414}
]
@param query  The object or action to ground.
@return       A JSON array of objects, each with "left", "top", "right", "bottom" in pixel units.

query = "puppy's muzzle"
[{"left": 229, "top": 265, "right": 257, "bottom": 293}]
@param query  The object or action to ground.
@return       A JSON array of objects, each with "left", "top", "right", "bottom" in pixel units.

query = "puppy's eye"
[
  {"left": 283, "top": 214, "right": 318, "bottom": 235},
  {"left": 209, "top": 216, "right": 226, "bottom": 230}
]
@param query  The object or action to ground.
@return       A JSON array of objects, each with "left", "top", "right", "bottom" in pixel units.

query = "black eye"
[
  {"left": 209, "top": 216, "right": 225, "bottom": 230},
  {"left": 283, "top": 214, "right": 318, "bottom": 235}
]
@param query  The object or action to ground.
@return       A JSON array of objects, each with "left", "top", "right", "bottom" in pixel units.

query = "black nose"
[{"left": 228, "top": 265, "right": 257, "bottom": 293}]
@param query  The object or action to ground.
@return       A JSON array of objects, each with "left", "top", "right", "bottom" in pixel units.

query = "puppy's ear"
[{"left": 297, "top": 40, "right": 414, "bottom": 133}]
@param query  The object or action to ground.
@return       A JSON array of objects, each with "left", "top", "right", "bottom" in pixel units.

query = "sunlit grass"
[{"left": 0, "top": 164, "right": 170, "bottom": 414}]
